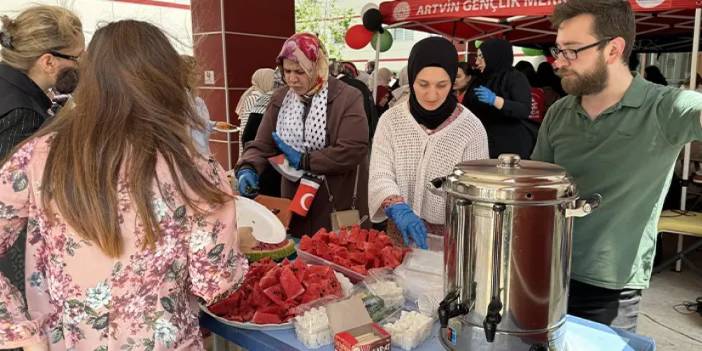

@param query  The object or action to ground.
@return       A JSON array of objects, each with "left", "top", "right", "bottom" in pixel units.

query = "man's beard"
[{"left": 558, "top": 53, "right": 608, "bottom": 96}]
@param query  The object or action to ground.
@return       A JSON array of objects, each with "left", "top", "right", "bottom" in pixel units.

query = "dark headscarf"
[
  {"left": 644, "top": 65, "right": 668, "bottom": 86},
  {"left": 408, "top": 37, "right": 458, "bottom": 130},
  {"left": 475, "top": 39, "right": 513, "bottom": 89}
]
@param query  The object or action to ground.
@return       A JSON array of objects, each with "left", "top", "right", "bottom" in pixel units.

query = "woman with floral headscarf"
[{"left": 235, "top": 33, "right": 370, "bottom": 237}]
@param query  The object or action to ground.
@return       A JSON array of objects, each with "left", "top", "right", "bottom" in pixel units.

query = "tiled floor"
[{"left": 638, "top": 236, "right": 702, "bottom": 351}]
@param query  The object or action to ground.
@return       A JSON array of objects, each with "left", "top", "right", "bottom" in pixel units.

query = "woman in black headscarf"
[
  {"left": 463, "top": 38, "right": 534, "bottom": 159},
  {"left": 368, "top": 37, "right": 489, "bottom": 248}
]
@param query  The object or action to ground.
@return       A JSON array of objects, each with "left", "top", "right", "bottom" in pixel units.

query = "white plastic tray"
[{"left": 200, "top": 303, "right": 294, "bottom": 330}]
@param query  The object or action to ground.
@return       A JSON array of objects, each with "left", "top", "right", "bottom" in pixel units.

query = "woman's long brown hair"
[{"left": 36, "top": 20, "right": 228, "bottom": 257}]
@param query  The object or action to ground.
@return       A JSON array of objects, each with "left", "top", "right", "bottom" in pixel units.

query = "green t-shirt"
[{"left": 531, "top": 74, "right": 702, "bottom": 289}]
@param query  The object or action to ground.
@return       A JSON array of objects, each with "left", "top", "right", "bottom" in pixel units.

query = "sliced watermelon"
[
  {"left": 252, "top": 311, "right": 283, "bottom": 324},
  {"left": 376, "top": 233, "right": 392, "bottom": 246},
  {"left": 337, "top": 230, "right": 349, "bottom": 245},
  {"left": 315, "top": 241, "right": 332, "bottom": 260},
  {"left": 300, "top": 235, "right": 314, "bottom": 252},
  {"left": 380, "top": 246, "right": 399, "bottom": 267},
  {"left": 331, "top": 246, "right": 349, "bottom": 259},
  {"left": 305, "top": 265, "right": 332, "bottom": 276},
  {"left": 323, "top": 277, "right": 343, "bottom": 297},
  {"left": 258, "top": 304, "right": 286, "bottom": 315},
  {"left": 251, "top": 283, "right": 271, "bottom": 308},
  {"left": 349, "top": 252, "right": 366, "bottom": 265},
  {"left": 263, "top": 284, "right": 287, "bottom": 308},
  {"left": 335, "top": 257, "right": 352, "bottom": 268},
  {"left": 364, "top": 243, "right": 380, "bottom": 261},
  {"left": 208, "top": 300, "right": 233, "bottom": 316},
  {"left": 290, "top": 259, "right": 307, "bottom": 282},
  {"left": 234, "top": 307, "right": 255, "bottom": 323},
  {"left": 300, "top": 283, "right": 323, "bottom": 303},
  {"left": 259, "top": 266, "right": 280, "bottom": 289},
  {"left": 368, "top": 229, "right": 379, "bottom": 243},
  {"left": 313, "top": 227, "right": 328, "bottom": 237},
  {"left": 279, "top": 266, "right": 305, "bottom": 301}
]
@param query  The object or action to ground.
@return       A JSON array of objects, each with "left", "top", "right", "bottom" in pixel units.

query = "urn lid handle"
[{"left": 497, "top": 154, "right": 521, "bottom": 169}]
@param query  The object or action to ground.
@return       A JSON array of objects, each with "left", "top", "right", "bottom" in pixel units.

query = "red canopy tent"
[{"left": 379, "top": 0, "right": 701, "bottom": 52}]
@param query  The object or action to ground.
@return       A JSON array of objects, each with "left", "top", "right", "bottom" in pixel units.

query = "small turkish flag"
[{"left": 289, "top": 175, "right": 322, "bottom": 217}]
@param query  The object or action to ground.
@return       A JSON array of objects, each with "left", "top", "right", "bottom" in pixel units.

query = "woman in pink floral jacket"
[{"left": 0, "top": 20, "right": 248, "bottom": 350}]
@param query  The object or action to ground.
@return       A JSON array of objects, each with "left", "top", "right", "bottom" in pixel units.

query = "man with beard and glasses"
[{"left": 532, "top": 0, "right": 702, "bottom": 332}]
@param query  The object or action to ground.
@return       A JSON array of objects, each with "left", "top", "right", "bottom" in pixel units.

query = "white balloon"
[{"left": 361, "top": 2, "right": 379, "bottom": 16}]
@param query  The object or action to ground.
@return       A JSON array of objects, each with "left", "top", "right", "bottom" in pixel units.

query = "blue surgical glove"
[
  {"left": 272, "top": 132, "right": 302, "bottom": 169},
  {"left": 385, "top": 203, "right": 428, "bottom": 249},
  {"left": 236, "top": 168, "right": 259, "bottom": 198},
  {"left": 474, "top": 85, "right": 497, "bottom": 106}
]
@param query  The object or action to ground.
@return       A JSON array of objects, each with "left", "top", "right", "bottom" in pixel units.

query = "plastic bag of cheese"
[{"left": 362, "top": 268, "right": 405, "bottom": 309}]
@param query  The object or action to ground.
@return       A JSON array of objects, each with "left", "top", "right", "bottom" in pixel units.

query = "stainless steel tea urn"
[{"left": 433, "top": 154, "right": 600, "bottom": 351}]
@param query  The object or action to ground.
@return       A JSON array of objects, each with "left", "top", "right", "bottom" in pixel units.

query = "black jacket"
[
  {"left": 242, "top": 111, "right": 281, "bottom": 197},
  {"left": 338, "top": 74, "right": 378, "bottom": 141},
  {"left": 0, "top": 63, "right": 50, "bottom": 308},
  {"left": 0, "top": 63, "right": 51, "bottom": 159},
  {"left": 463, "top": 40, "right": 535, "bottom": 159}
]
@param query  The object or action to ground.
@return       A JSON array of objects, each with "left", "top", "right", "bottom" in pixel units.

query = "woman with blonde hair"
[
  {"left": 236, "top": 32, "right": 370, "bottom": 236},
  {"left": 235, "top": 68, "right": 275, "bottom": 156},
  {"left": 181, "top": 54, "right": 215, "bottom": 156},
  {"left": 0, "top": 4, "right": 83, "bottom": 157},
  {"left": 0, "top": 6, "right": 83, "bottom": 335},
  {"left": 0, "top": 20, "right": 247, "bottom": 350}
]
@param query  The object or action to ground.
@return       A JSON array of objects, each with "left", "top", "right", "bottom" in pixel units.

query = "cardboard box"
[
  {"left": 326, "top": 295, "right": 391, "bottom": 351},
  {"left": 334, "top": 323, "right": 391, "bottom": 351}
]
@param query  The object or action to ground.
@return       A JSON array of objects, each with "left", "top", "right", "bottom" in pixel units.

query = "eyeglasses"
[
  {"left": 550, "top": 37, "right": 613, "bottom": 61},
  {"left": 48, "top": 50, "right": 80, "bottom": 63}
]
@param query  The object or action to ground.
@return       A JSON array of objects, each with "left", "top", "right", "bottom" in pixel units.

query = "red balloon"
[{"left": 345, "top": 24, "right": 373, "bottom": 50}]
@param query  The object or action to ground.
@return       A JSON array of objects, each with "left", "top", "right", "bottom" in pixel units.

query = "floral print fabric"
[{"left": 0, "top": 135, "right": 248, "bottom": 350}]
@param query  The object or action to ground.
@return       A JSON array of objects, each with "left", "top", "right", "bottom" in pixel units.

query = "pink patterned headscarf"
[{"left": 277, "top": 32, "right": 329, "bottom": 93}]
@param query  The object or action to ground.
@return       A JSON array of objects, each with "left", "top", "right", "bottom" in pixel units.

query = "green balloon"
[
  {"left": 475, "top": 40, "right": 482, "bottom": 48},
  {"left": 522, "top": 47, "right": 545, "bottom": 56},
  {"left": 371, "top": 30, "right": 393, "bottom": 52}
]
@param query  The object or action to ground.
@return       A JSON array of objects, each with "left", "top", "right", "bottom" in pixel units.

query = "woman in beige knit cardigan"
[{"left": 368, "top": 37, "right": 489, "bottom": 248}]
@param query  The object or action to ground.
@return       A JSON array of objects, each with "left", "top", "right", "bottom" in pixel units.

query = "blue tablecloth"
[{"left": 200, "top": 313, "right": 655, "bottom": 351}]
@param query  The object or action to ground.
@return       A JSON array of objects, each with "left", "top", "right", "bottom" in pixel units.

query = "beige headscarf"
[
  {"left": 235, "top": 68, "right": 275, "bottom": 115},
  {"left": 390, "top": 66, "right": 410, "bottom": 108}
]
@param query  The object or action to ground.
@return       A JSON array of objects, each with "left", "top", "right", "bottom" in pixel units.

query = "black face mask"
[{"left": 54, "top": 67, "right": 79, "bottom": 94}]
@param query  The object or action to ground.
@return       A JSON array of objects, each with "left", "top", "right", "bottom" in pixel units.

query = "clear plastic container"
[
  {"left": 426, "top": 233, "right": 444, "bottom": 252},
  {"left": 381, "top": 310, "right": 434, "bottom": 350},
  {"left": 394, "top": 248, "right": 443, "bottom": 303},
  {"left": 293, "top": 307, "right": 332, "bottom": 349},
  {"left": 296, "top": 249, "right": 366, "bottom": 283},
  {"left": 417, "top": 288, "right": 443, "bottom": 317},
  {"left": 401, "top": 248, "right": 443, "bottom": 276}
]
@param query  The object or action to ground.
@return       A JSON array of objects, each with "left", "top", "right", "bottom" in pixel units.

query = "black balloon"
[{"left": 362, "top": 8, "right": 383, "bottom": 32}]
